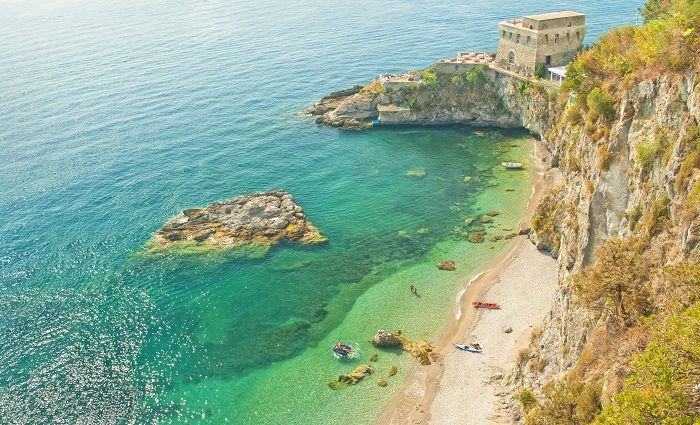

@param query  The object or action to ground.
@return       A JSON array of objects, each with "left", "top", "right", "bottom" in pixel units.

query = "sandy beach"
[{"left": 377, "top": 138, "right": 559, "bottom": 425}]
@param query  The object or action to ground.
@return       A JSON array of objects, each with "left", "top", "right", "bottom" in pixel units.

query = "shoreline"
[{"left": 376, "top": 137, "right": 557, "bottom": 425}]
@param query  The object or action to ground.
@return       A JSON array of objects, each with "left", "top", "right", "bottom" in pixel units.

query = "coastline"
[{"left": 377, "top": 137, "right": 557, "bottom": 425}]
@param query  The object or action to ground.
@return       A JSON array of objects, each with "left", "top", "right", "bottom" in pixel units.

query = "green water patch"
[{"left": 135, "top": 128, "right": 534, "bottom": 424}]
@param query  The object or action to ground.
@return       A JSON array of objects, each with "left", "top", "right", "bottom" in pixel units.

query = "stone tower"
[{"left": 495, "top": 11, "right": 586, "bottom": 74}]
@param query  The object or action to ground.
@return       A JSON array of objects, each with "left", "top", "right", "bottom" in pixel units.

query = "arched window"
[
  {"left": 568, "top": 21, "right": 572, "bottom": 27},
  {"left": 508, "top": 51, "right": 515, "bottom": 65},
  {"left": 516, "top": 33, "right": 520, "bottom": 43},
  {"left": 554, "top": 33, "right": 560, "bottom": 43},
  {"left": 529, "top": 25, "right": 533, "bottom": 29}
]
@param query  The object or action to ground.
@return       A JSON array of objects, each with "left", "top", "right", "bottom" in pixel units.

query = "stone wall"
[
  {"left": 496, "top": 30, "right": 538, "bottom": 71},
  {"left": 533, "top": 26, "right": 585, "bottom": 66}
]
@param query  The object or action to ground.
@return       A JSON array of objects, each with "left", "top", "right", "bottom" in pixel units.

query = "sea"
[{"left": 0, "top": 0, "right": 643, "bottom": 423}]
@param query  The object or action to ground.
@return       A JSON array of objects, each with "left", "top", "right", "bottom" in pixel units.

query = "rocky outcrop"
[
  {"left": 437, "top": 260, "right": 456, "bottom": 271},
  {"left": 150, "top": 190, "right": 326, "bottom": 251},
  {"left": 307, "top": 66, "right": 554, "bottom": 130},
  {"left": 371, "top": 330, "right": 403, "bottom": 347}
]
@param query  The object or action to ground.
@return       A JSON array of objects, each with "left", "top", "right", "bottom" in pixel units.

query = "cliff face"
[{"left": 520, "top": 70, "right": 700, "bottom": 394}]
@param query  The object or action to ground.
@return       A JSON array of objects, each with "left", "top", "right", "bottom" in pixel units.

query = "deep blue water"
[{"left": 0, "top": 0, "right": 643, "bottom": 423}]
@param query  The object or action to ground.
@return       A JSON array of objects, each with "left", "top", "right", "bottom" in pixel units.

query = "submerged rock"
[
  {"left": 469, "top": 233, "right": 485, "bottom": 243},
  {"left": 150, "top": 190, "right": 326, "bottom": 251},
  {"left": 372, "top": 330, "right": 403, "bottom": 347},
  {"left": 437, "top": 260, "right": 456, "bottom": 271},
  {"left": 403, "top": 340, "right": 436, "bottom": 365},
  {"left": 405, "top": 167, "right": 427, "bottom": 178},
  {"left": 338, "top": 364, "right": 374, "bottom": 385}
]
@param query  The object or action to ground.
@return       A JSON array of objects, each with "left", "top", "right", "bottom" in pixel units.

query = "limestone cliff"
[{"left": 517, "top": 69, "right": 700, "bottom": 400}]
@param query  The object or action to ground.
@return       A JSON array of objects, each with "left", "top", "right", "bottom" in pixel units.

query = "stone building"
[{"left": 495, "top": 11, "right": 586, "bottom": 75}]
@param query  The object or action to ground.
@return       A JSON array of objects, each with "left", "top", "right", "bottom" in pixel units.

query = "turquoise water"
[{"left": 1, "top": 0, "right": 643, "bottom": 423}]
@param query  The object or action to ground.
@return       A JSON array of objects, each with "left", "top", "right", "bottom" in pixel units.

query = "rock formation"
[
  {"left": 371, "top": 330, "right": 403, "bottom": 347},
  {"left": 150, "top": 190, "right": 326, "bottom": 250},
  {"left": 333, "top": 364, "right": 374, "bottom": 387},
  {"left": 437, "top": 260, "right": 456, "bottom": 271}
]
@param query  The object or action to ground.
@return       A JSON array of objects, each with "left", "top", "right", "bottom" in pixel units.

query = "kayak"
[
  {"left": 453, "top": 342, "right": 483, "bottom": 353},
  {"left": 501, "top": 161, "right": 524, "bottom": 169},
  {"left": 472, "top": 301, "right": 500, "bottom": 309}
]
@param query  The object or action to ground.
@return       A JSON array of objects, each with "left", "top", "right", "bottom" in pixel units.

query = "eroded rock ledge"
[{"left": 150, "top": 190, "right": 326, "bottom": 250}]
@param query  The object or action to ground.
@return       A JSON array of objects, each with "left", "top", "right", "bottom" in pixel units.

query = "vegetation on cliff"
[{"left": 521, "top": 0, "right": 700, "bottom": 423}]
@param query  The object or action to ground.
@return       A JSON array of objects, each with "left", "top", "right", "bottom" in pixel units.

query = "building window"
[
  {"left": 529, "top": 24, "right": 533, "bottom": 29},
  {"left": 545, "top": 34, "right": 549, "bottom": 43},
  {"left": 509, "top": 32, "right": 512, "bottom": 39},
  {"left": 568, "top": 22, "right": 572, "bottom": 27},
  {"left": 576, "top": 31, "right": 580, "bottom": 39},
  {"left": 516, "top": 33, "right": 520, "bottom": 43},
  {"left": 526, "top": 35, "right": 531, "bottom": 45},
  {"left": 502, "top": 30, "right": 506, "bottom": 37},
  {"left": 554, "top": 34, "right": 560, "bottom": 43},
  {"left": 508, "top": 51, "right": 515, "bottom": 65},
  {"left": 567, "top": 32, "right": 570, "bottom": 42}
]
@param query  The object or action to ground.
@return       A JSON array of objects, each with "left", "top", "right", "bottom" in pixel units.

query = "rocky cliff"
[
  {"left": 516, "top": 68, "right": 700, "bottom": 402},
  {"left": 306, "top": 66, "right": 551, "bottom": 130}
]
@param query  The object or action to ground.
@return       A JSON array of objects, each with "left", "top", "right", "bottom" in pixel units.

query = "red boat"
[{"left": 472, "top": 301, "right": 500, "bottom": 309}]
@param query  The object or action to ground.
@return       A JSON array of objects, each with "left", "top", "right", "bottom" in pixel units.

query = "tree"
[
  {"left": 526, "top": 380, "right": 602, "bottom": 425},
  {"left": 594, "top": 303, "right": 700, "bottom": 424},
  {"left": 573, "top": 238, "right": 652, "bottom": 319},
  {"left": 535, "top": 63, "right": 547, "bottom": 79}
]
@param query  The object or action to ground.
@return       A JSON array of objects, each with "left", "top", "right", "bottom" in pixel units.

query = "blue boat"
[
  {"left": 371, "top": 118, "right": 381, "bottom": 126},
  {"left": 332, "top": 342, "right": 353, "bottom": 358}
]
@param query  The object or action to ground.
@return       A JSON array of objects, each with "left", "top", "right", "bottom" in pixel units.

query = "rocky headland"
[{"left": 150, "top": 190, "right": 326, "bottom": 251}]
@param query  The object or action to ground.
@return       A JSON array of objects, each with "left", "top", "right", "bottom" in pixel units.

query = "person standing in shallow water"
[{"left": 409, "top": 284, "right": 418, "bottom": 295}]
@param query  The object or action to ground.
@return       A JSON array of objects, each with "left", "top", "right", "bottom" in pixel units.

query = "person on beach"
[{"left": 409, "top": 284, "right": 418, "bottom": 295}]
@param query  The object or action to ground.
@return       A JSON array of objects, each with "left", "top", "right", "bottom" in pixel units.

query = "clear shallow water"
[{"left": 0, "top": 0, "right": 643, "bottom": 423}]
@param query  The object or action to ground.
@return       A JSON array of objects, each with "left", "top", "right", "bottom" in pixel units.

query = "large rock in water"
[
  {"left": 371, "top": 330, "right": 403, "bottom": 347},
  {"left": 150, "top": 190, "right": 326, "bottom": 250}
]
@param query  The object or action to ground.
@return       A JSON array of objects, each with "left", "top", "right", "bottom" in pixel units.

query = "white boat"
[
  {"left": 501, "top": 161, "right": 524, "bottom": 169},
  {"left": 453, "top": 342, "right": 483, "bottom": 353}
]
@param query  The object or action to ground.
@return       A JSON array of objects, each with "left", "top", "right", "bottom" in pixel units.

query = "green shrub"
[
  {"left": 463, "top": 65, "right": 487, "bottom": 89},
  {"left": 526, "top": 379, "right": 602, "bottom": 425},
  {"left": 636, "top": 137, "right": 662, "bottom": 169},
  {"left": 420, "top": 69, "right": 439, "bottom": 88},
  {"left": 594, "top": 303, "right": 700, "bottom": 424},
  {"left": 518, "top": 389, "right": 538, "bottom": 413},
  {"left": 586, "top": 87, "right": 616, "bottom": 121},
  {"left": 535, "top": 63, "right": 547, "bottom": 79}
]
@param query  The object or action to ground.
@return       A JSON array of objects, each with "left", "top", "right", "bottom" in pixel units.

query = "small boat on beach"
[
  {"left": 332, "top": 342, "right": 354, "bottom": 358},
  {"left": 472, "top": 301, "right": 500, "bottom": 309},
  {"left": 501, "top": 161, "right": 524, "bottom": 169},
  {"left": 453, "top": 342, "right": 483, "bottom": 353},
  {"left": 372, "top": 118, "right": 382, "bottom": 126}
]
